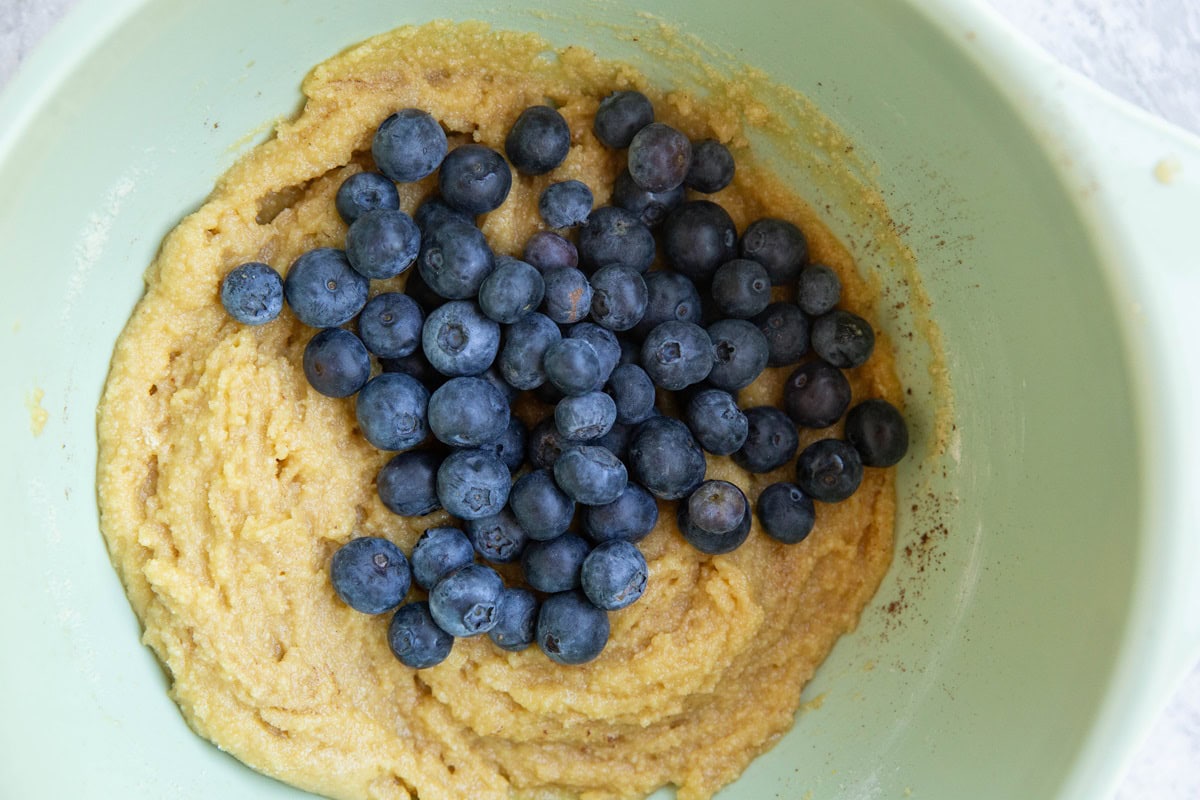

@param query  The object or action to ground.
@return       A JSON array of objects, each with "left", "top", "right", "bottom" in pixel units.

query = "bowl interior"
[{"left": 0, "top": 0, "right": 1140, "bottom": 797}]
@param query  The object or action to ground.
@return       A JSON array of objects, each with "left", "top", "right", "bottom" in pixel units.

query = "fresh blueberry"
[
  {"left": 740, "top": 217, "right": 808, "bottom": 285},
  {"left": 582, "top": 482, "right": 659, "bottom": 543},
  {"left": 706, "top": 318, "right": 769, "bottom": 392},
  {"left": 543, "top": 338, "right": 601, "bottom": 396},
  {"left": 796, "top": 264, "right": 842, "bottom": 316},
  {"left": 523, "top": 231, "right": 579, "bottom": 272},
  {"left": 346, "top": 208, "right": 421, "bottom": 280},
  {"left": 437, "top": 448, "right": 510, "bottom": 520},
  {"left": 539, "top": 179, "right": 594, "bottom": 228},
  {"left": 685, "top": 388, "right": 748, "bottom": 455},
  {"left": 509, "top": 468, "right": 576, "bottom": 541},
  {"left": 784, "top": 360, "right": 852, "bottom": 428},
  {"left": 844, "top": 398, "right": 909, "bottom": 467},
  {"left": 388, "top": 601, "right": 453, "bottom": 669},
  {"left": 711, "top": 259, "right": 771, "bottom": 319},
  {"left": 810, "top": 309, "right": 875, "bottom": 369},
  {"left": 380, "top": 348, "right": 445, "bottom": 392},
  {"left": 542, "top": 267, "right": 593, "bottom": 324},
  {"left": 417, "top": 220, "right": 496, "bottom": 300},
  {"left": 640, "top": 321, "right": 714, "bottom": 391},
  {"left": 628, "top": 122, "right": 691, "bottom": 192},
  {"left": 553, "top": 445, "right": 628, "bottom": 505},
  {"left": 429, "top": 563, "right": 504, "bottom": 637},
  {"left": 438, "top": 144, "right": 512, "bottom": 215},
  {"left": 422, "top": 300, "right": 501, "bottom": 377},
  {"left": 465, "top": 507, "right": 529, "bottom": 564},
  {"left": 522, "top": 533, "right": 591, "bottom": 593},
  {"left": 756, "top": 483, "right": 817, "bottom": 544},
  {"left": 377, "top": 450, "right": 442, "bottom": 516},
  {"left": 284, "top": 248, "right": 369, "bottom": 328},
  {"left": 593, "top": 89, "right": 654, "bottom": 149},
  {"left": 555, "top": 391, "right": 617, "bottom": 442},
  {"left": 373, "top": 108, "right": 448, "bottom": 183},
  {"left": 628, "top": 416, "right": 707, "bottom": 500},
  {"left": 414, "top": 195, "right": 474, "bottom": 234},
  {"left": 537, "top": 590, "right": 610, "bottom": 665},
  {"left": 578, "top": 206, "right": 656, "bottom": 273},
  {"left": 356, "top": 373, "right": 430, "bottom": 451},
  {"left": 677, "top": 480, "right": 751, "bottom": 554},
  {"left": 568, "top": 322, "right": 621, "bottom": 389},
  {"left": 481, "top": 414, "right": 527, "bottom": 473},
  {"left": 581, "top": 540, "right": 648, "bottom": 610},
  {"left": 662, "top": 200, "right": 738, "bottom": 284},
  {"left": 358, "top": 292, "right": 423, "bottom": 359},
  {"left": 634, "top": 271, "right": 703, "bottom": 338},
  {"left": 402, "top": 268, "right": 447, "bottom": 313},
  {"left": 606, "top": 363, "right": 656, "bottom": 425},
  {"left": 795, "top": 438, "right": 864, "bottom": 502},
  {"left": 732, "top": 406, "right": 798, "bottom": 474},
  {"left": 427, "top": 376, "right": 510, "bottom": 448},
  {"left": 611, "top": 168, "right": 684, "bottom": 228},
  {"left": 590, "top": 420, "right": 633, "bottom": 462},
  {"left": 753, "top": 302, "right": 811, "bottom": 367},
  {"left": 527, "top": 417, "right": 569, "bottom": 470},
  {"left": 302, "top": 328, "right": 371, "bottom": 398},
  {"left": 335, "top": 171, "right": 400, "bottom": 224},
  {"left": 410, "top": 527, "right": 475, "bottom": 591},
  {"left": 480, "top": 362, "right": 519, "bottom": 403},
  {"left": 506, "top": 105, "right": 571, "bottom": 176},
  {"left": 477, "top": 256, "right": 544, "bottom": 325},
  {"left": 685, "top": 138, "right": 735, "bottom": 193},
  {"left": 330, "top": 536, "right": 411, "bottom": 614},
  {"left": 499, "top": 311, "right": 561, "bottom": 390},
  {"left": 589, "top": 264, "right": 648, "bottom": 331},
  {"left": 221, "top": 262, "right": 284, "bottom": 326},
  {"left": 489, "top": 587, "right": 538, "bottom": 652}
]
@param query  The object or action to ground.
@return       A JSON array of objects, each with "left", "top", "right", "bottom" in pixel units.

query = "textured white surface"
[{"left": 1, "top": 0, "right": 1198, "bottom": 797}]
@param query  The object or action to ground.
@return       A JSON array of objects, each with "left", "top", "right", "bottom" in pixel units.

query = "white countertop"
[{"left": 2, "top": 0, "right": 1198, "bottom": 797}]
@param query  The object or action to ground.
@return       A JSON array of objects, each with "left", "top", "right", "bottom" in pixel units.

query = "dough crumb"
[
  {"left": 26, "top": 387, "right": 48, "bottom": 436},
  {"left": 1153, "top": 156, "right": 1182, "bottom": 185}
]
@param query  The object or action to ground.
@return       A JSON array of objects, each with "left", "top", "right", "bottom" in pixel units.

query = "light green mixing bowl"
[{"left": 2, "top": 0, "right": 1197, "bottom": 798}]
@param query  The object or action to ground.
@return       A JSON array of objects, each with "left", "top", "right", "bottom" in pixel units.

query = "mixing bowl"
[{"left": 1, "top": 0, "right": 1197, "bottom": 797}]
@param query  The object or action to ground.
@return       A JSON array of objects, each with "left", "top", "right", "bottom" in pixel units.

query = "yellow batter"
[{"left": 97, "top": 21, "right": 901, "bottom": 800}]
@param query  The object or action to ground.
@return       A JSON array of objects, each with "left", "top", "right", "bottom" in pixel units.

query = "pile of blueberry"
[{"left": 219, "top": 89, "right": 908, "bottom": 669}]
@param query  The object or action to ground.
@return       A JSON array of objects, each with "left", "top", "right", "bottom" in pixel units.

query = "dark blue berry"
[
  {"left": 377, "top": 450, "right": 442, "bottom": 516},
  {"left": 422, "top": 300, "right": 501, "bottom": 377},
  {"left": 795, "top": 438, "right": 864, "bottom": 502},
  {"left": 302, "top": 328, "right": 371, "bottom": 398},
  {"left": 506, "top": 105, "right": 571, "bottom": 176},
  {"left": 527, "top": 417, "right": 569, "bottom": 470},
  {"left": 499, "top": 312, "right": 561, "bottom": 390},
  {"left": 555, "top": 391, "right": 617, "bottom": 442},
  {"left": 480, "top": 363, "right": 519, "bottom": 404},
  {"left": 685, "top": 388, "right": 748, "bottom": 456},
  {"left": 336, "top": 171, "right": 399, "bottom": 224},
  {"left": 740, "top": 217, "right": 808, "bottom": 285},
  {"left": 685, "top": 138, "right": 735, "bottom": 193},
  {"left": 589, "top": 265, "right": 647, "bottom": 331},
  {"left": 402, "top": 268, "right": 447, "bottom": 313},
  {"left": 553, "top": 445, "right": 628, "bottom": 505},
  {"left": 417, "top": 220, "right": 496, "bottom": 300},
  {"left": 437, "top": 448, "right": 510, "bottom": 520},
  {"left": 753, "top": 302, "right": 811, "bottom": 367},
  {"left": 522, "top": 533, "right": 591, "bottom": 593},
  {"left": 465, "top": 507, "right": 529, "bottom": 564},
  {"left": 427, "top": 376, "right": 510, "bottom": 448},
  {"left": 221, "top": 262, "right": 283, "bottom": 326},
  {"left": 284, "top": 248, "right": 369, "bottom": 328},
  {"left": 844, "top": 399, "right": 908, "bottom": 467},
  {"left": 543, "top": 338, "right": 601, "bottom": 397},
  {"left": 346, "top": 208, "right": 421, "bottom": 280},
  {"left": 784, "top": 361, "right": 851, "bottom": 428},
  {"left": 542, "top": 267, "right": 593, "bottom": 324},
  {"left": 611, "top": 168, "right": 684, "bottom": 228},
  {"left": 537, "top": 590, "right": 610, "bottom": 665},
  {"left": 628, "top": 122, "right": 691, "bottom": 192},
  {"left": 356, "top": 373, "right": 430, "bottom": 452},
  {"left": 509, "top": 468, "right": 575, "bottom": 541},
  {"left": 590, "top": 420, "right": 633, "bottom": 462},
  {"left": 482, "top": 414, "right": 527, "bottom": 473},
  {"left": 478, "top": 256, "right": 544, "bottom": 324},
  {"left": 640, "top": 321, "right": 714, "bottom": 391},
  {"left": 489, "top": 587, "right": 538, "bottom": 652},
  {"left": 438, "top": 144, "right": 512, "bottom": 215},
  {"left": 568, "top": 322, "right": 621, "bottom": 390},
  {"left": 411, "top": 526, "right": 474, "bottom": 591},
  {"left": 756, "top": 483, "right": 816, "bottom": 544},
  {"left": 388, "top": 601, "right": 453, "bottom": 669},
  {"left": 581, "top": 540, "right": 648, "bottom": 610},
  {"left": 628, "top": 416, "right": 706, "bottom": 500},
  {"left": 810, "top": 309, "right": 875, "bottom": 369},
  {"left": 373, "top": 109, "right": 448, "bottom": 183},
  {"left": 593, "top": 90, "right": 654, "bottom": 149},
  {"left": 706, "top": 318, "right": 770, "bottom": 392},
  {"left": 606, "top": 363, "right": 656, "bottom": 425},
  {"left": 429, "top": 563, "right": 504, "bottom": 637},
  {"left": 733, "top": 406, "right": 798, "bottom": 474},
  {"left": 380, "top": 348, "right": 444, "bottom": 392},
  {"left": 582, "top": 482, "right": 658, "bottom": 543},
  {"left": 711, "top": 259, "right": 771, "bottom": 319},
  {"left": 662, "top": 200, "right": 737, "bottom": 284},
  {"left": 523, "top": 231, "right": 578, "bottom": 272},
  {"left": 797, "top": 264, "right": 842, "bottom": 316},
  {"left": 578, "top": 206, "right": 656, "bottom": 273},
  {"left": 634, "top": 271, "right": 702, "bottom": 338},
  {"left": 358, "top": 292, "right": 423, "bottom": 359},
  {"left": 677, "top": 480, "right": 751, "bottom": 554},
  {"left": 414, "top": 195, "right": 473, "bottom": 234},
  {"left": 330, "top": 536, "right": 411, "bottom": 614},
  {"left": 539, "top": 179, "right": 594, "bottom": 228}
]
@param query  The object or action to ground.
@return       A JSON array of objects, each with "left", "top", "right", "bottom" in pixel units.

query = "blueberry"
[
  {"left": 527, "top": 417, "right": 569, "bottom": 470},
  {"left": 481, "top": 414, "right": 527, "bottom": 473},
  {"left": 537, "top": 590, "right": 610, "bottom": 665},
  {"left": 795, "top": 438, "right": 864, "bottom": 502},
  {"left": 429, "top": 563, "right": 504, "bottom": 637},
  {"left": 553, "top": 445, "right": 628, "bottom": 505},
  {"left": 523, "top": 231, "right": 579, "bottom": 272},
  {"left": 499, "top": 311, "right": 561, "bottom": 390},
  {"left": 711, "top": 259, "right": 771, "bottom": 319},
  {"left": 844, "top": 398, "right": 909, "bottom": 467},
  {"left": 784, "top": 360, "right": 852, "bottom": 428},
  {"left": 522, "top": 533, "right": 591, "bottom": 593},
  {"left": 590, "top": 420, "right": 633, "bottom": 462},
  {"left": 388, "top": 601, "right": 454, "bottom": 669},
  {"left": 542, "top": 267, "right": 593, "bottom": 324},
  {"left": 301, "top": 328, "right": 370, "bottom": 398},
  {"left": 346, "top": 208, "right": 421, "bottom": 280},
  {"left": 220, "top": 262, "right": 284, "bottom": 326},
  {"left": 662, "top": 200, "right": 738, "bottom": 284},
  {"left": 628, "top": 416, "right": 707, "bottom": 500},
  {"left": 796, "top": 264, "right": 842, "bottom": 316},
  {"left": 640, "top": 321, "right": 714, "bottom": 391},
  {"left": 437, "top": 448, "right": 510, "bottom": 520},
  {"left": 628, "top": 122, "right": 691, "bottom": 192},
  {"left": 489, "top": 587, "right": 538, "bottom": 652},
  {"left": 581, "top": 540, "right": 648, "bottom": 610},
  {"left": 414, "top": 195, "right": 474, "bottom": 234},
  {"left": 358, "top": 292, "right": 424, "bottom": 359},
  {"left": 417, "top": 220, "right": 496, "bottom": 300},
  {"left": 589, "top": 265, "right": 648, "bottom": 331},
  {"left": 422, "top": 300, "right": 501, "bottom": 377},
  {"left": 756, "top": 483, "right": 816, "bottom": 544},
  {"left": 330, "top": 536, "right": 411, "bottom": 614},
  {"left": 706, "top": 319, "right": 770, "bottom": 392},
  {"left": 402, "top": 268, "right": 447, "bottom": 313},
  {"left": 685, "top": 138, "right": 735, "bottom": 193},
  {"left": 753, "top": 302, "right": 811, "bottom": 367},
  {"left": 465, "top": 507, "right": 529, "bottom": 564},
  {"left": 677, "top": 480, "right": 751, "bottom": 554},
  {"left": 427, "top": 376, "right": 510, "bottom": 448},
  {"left": 543, "top": 338, "right": 601, "bottom": 397},
  {"left": 380, "top": 348, "right": 444, "bottom": 392},
  {"left": 509, "top": 468, "right": 576, "bottom": 541},
  {"left": 611, "top": 168, "right": 684, "bottom": 228},
  {"left": 539, "top": 179, "right": 594, "bottom": 228},
  {"left": 740, "top": 218, "right": 808, "bottom": 285},
  {"left": 578, "top": 206, "right": 656, "bottom": 274},
  {"left": 568, "top": 322, "right": 621, "bottom": 389},
  {"left": 506, "top": 105, "right": 571, "bottom": 176},
  {"left": 373, "top": 108, "right": 448, "bottom": 183},
  {"left": 555, "top": 391, "right": 617, "bottom": 442},
  {"left": 593, "top": 89, "right": 654, "bottom": 149},
  {"left": 810, "top": 309, "right": 875, "bottom": 369},
  {"left": 732, "top": 406, "right": 798, "bottom": 474},
  {"left": 356, "top": 373, "right": 430, "bottom": 451},
  {"left": 335, "top": 171, "right": 400, "bottom": 224},
  {"left": 410, "top": 527, "right": 475, "bottom": 590},
  {"left": 284, "top": 248, "right": 369, "bottom": 328},
  {"left": 606, "top": 363, "right": 656, "bottom": 425},
  {"left": 685, "top": 388, "right": 749, "bottom": 456},
  {"left": 377, "top": 450, "right": 442, "bottom": 516},
  {"left": 438, "top": 144, "right": 512, "bottom": 215},
  {"left": 634, "top": 270, "right": 703, "bottom": 338},
  {"left": 480, "top": 363, "right": 519, "bottom": 404},
  {"left": 582, "top": 482, "right": 659, "bottom": 543},
  {"left": 476, "top": 256, "right": 544, "bottom": 325}
]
